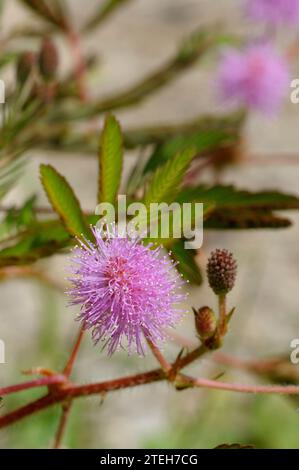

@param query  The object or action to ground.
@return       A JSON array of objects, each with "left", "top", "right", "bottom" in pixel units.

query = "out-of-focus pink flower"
[
  {"left": 67, "top": 225, "right": 186, "bottom": 355},
  {"left": 245, "top": 0, "right": 299, "bottom": 26},
  {"left": 217, "top": 44, "right": 289, "bottom": 115}
]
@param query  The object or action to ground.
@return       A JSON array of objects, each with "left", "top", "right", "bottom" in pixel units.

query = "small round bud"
[
  {"left": 193, "top": 306, "right": 217, "bottom": 340},
  {"left": 16, "top": 52, "right": 36, "bottom": 84},
  {"left": 38, "top": 38, "right": 59, "bottom": 80},
  {"left": 207, "top": 249, "right": 237, "bottom": 295}
]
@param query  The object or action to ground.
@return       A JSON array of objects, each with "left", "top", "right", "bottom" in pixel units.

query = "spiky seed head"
[{"left": 207, "top": 249, "right": 237, "bottom": 295}]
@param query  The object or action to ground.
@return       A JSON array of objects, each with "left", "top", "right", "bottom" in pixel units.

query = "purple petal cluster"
[
  {"left": 217, "top": 43, "right": 289, "bottom": 114},
  {"left": 67, "top": 226, "right": 186, "bottom": 355},
  {"left": 245, "top": 0, "right": 299, "bottom": 26}
]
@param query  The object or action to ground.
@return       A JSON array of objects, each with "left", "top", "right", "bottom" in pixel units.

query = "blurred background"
[{"left": 1, "top": 0, "right": 299, "bottom": 449}]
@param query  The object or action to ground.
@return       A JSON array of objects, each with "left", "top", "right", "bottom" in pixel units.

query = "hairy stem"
[
  {"left": 0, "top": 345, "right": 205, "bottom": 428},
  {"left": 52, "top": 325, "right": 85, "bottom": 448},
  {"left": 182, "top": 374, "right": 299, "bottom": 395},
  {"left": 218, "top": 294, "right": 227, "bottom": 336},
  {"left": 63, "top": 326, "right": 85, "bottom": 378},
  {"left": 0, "top": 375, "right": 66, "bottom": 397},
  {"left": 0, "top": 370, "right": 163, "bottom": 429},
  {"left": 3, "top": 350, "right": 299, "bottom": 431},
  {"left": 53, "top": 400, "right": 72, "bottom": 449},
  {"left": 146, "top": 338, "right": 171, "bottom": 374}
]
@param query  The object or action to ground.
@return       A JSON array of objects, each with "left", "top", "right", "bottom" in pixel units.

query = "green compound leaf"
[
  {"left": 204, "top": 208, "right": 292, "bottom": 229},
  {"left": 98, "top": 114, "right": 123, "bottom": 205},
  {"left": 171, "top": 240, "right": 202, "bottom": 285},
  {"left": 177, "top": 185, "right": 299, "bottom": 210},
  {"left": 176, "top": 184, "right": 299, "bottom": 229},
  {"left": 143, "top": 201, "right": 215, "bottom": 247},
  {"left": 144, "top": 130, "right": 237, "bottom": 174},
  {"left": 143, "top": 147, "right": 196, "bottom": 209},
  {"left": 40, "top": 164, "right": 91, "bottom": 240}
]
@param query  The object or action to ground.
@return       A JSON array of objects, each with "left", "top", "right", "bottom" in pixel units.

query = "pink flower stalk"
[
  {"left": 67, "top": 226, "right": 186, "bottom": 355},
  {"left": 217, "top": 44, "right": 289, "bottom": 114},
  {"left": 245, "top": 0, "right": 299, "bottom": 26}
]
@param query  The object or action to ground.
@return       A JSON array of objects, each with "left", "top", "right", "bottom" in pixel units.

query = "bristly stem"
[
  {"left": 53, "top": 400, "right": 72, "bottom": 449},
  {"left": 181, "top": 374, "right": 299, "bottom": 395},
  {"left": 63, "top": 326, "right": 85, "bottom": 378},
  {"left": 53, "top": 325, "right": 85, "bottom": 448},
  {"left": 3, "top": 342, "right": 299, "bottom": 430},
  {"left": 146, "top": 337, "right": 171, "bottom": 374},
  {"left": 3, "top": 350, "right": 299, "bottom": 430},
  {"left": 0, "top": 346, "right": 206, "bottom": 429},
  {"left": 0, "top": 375, "right": 66, "bottom": 397},
  {"left": 218, "top": 294, "right": 227, "bottom": 336},
  {"left": 0, "top": 370, "right": 164, "bottom": 429}
]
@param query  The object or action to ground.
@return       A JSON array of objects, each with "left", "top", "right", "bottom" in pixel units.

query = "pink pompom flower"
[
  {"left": 217, "top": 43, "right": 289, "bottom": 115},
  {"left": 245, "top": 0, "right": 299, "bottom": 26},
  {"left": 67, "top": 225, "right": 187, "bottom": 355}
]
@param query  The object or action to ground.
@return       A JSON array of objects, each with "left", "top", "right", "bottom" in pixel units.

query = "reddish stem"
[
  {"left": 0, "top": 394, "right": 62, "bottom": 429},
  {"left": 183, "top": 374, "right": 299, "bottom": 395},
  {"left": 146, "top": 338, "right": 171, "bottom": 374},
  {"left": 0, "top": 375, "right": 66, "bottom": 397},
  {"left": 53, "top": 400, "right": 72, "bottom": 449},
  {"left": 218, "top": 294, "right": 227, "bottom": 336},
  {"left": 63, "top": 326, "right": 85, "bottom": 378},
  {"left": 0, "top": 345, "right": 205, "bottom": 429},
  {"left": 3, "top": 360, "right": 299, "bottom": 431},
  {"left": 175, "top": 344, "right": 207, "bottom": 369},
  {"left": 53, "top": 325, "right": 85, "bottom": 448},
  {"left": 0, "top": 370, "right": 163, "bottom": 429}
]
